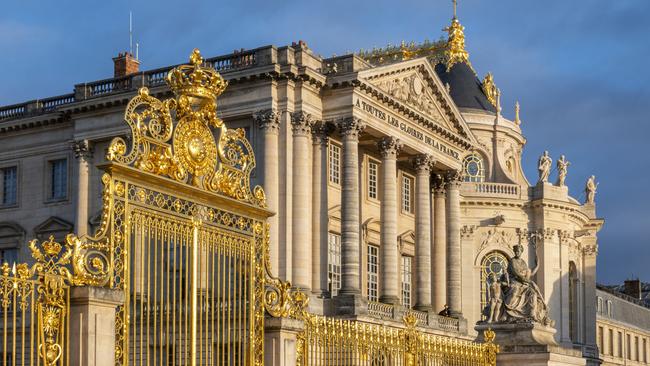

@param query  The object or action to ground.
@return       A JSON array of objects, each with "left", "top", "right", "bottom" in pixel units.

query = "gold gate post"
[{"left": 190, "top": 217, "right": 201, "bottom": 366}]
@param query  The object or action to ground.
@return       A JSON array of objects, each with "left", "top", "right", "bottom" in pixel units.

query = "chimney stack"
[
  {"left": 624, "top": 279, "right": 642, "bottom": 300},
  {"left": 113, "top": 52, "right": 140, "bottom": 78}
]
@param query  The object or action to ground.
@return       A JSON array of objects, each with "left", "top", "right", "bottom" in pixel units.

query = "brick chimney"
[
  {"left": 624, "top": 279, "right": 642, "bottom": 300},
  {"left": 112, "top": 52, "right": 140, "bottom": 78}
]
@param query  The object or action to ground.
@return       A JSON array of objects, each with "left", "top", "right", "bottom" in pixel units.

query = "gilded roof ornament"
[
  {"left": 482, "top": 72, "right": 498, "bottom": 107},
  {"left": 443, "top": 0, "right": 471, "bottom": 71},
  {"left": 107, "top": 48, "right": 267, "bottom": 208}
]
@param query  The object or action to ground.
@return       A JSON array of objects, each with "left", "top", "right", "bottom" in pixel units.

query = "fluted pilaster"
[
  {"left": 445, "top": 170, "right": 463, "bottom": 316},
  {"left": 377, "top": 136, "right": 402, "bottom": 305},
  {"left": 312, "top": 122, "right": 332, "bottom": 296},
  {"left": 432, "top": 174, "right": 447, "bottom": 313}
]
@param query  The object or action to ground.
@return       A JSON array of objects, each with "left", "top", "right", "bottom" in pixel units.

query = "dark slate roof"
[{"left": 434, "top": 62, "right": 496, "bottom": 114}]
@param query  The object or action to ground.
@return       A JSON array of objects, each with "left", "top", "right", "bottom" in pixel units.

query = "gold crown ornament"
[{"left": 167, "top": 49, "right": 228, "bottom": 102}]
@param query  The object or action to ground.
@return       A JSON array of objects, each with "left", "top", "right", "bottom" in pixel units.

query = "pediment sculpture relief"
[{"left": 373, "top": 72, "right": 449, "bottom": 127}]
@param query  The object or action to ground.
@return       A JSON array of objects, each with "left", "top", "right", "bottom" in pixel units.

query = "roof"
[{"left": 434, "top": 61, "right": 496, "bottom": 114}]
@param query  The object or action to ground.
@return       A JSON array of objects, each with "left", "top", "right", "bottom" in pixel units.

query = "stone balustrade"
[
  {"left": 368, "top": 301, "right": 395, "bottom": 319},
  {"left": 366, "top": 302, "right": 461, "bottom": 333},
  {"left": 461, "top": 181, "right": 523, "bottom": 199}
]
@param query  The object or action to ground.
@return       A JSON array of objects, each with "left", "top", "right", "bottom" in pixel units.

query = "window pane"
[
  {"left": 402, "top": 256, "right": 412, "bottom": 308},
  {"left": 463, "top": 154, "right": 485, "bottom": 182},
  {"left": 328, "top": 143, "right": 340, "bottom": 185},
  {"left": 480, "top": 251, "right": 508, "bottom": 320},
  {"left": 2, "top": 166, "right": 17, "bottom": 205},
  {"left": 328, "top": 233, "right": 341, "bottom": 296},
  {"left": 402, "top": 176, "right": 411, "bottom": 213},
  {"left": 368, "top": 161, "right": 378, "bottom": 199},
  {"left": 0, "top": 248, "right": 18, "bottom": 265},
  {"left": 51, "top": 159, "right": 68, "bottom": 199},
  {"left": 367, "top": 245, "right": 379, "bottom": 302}
]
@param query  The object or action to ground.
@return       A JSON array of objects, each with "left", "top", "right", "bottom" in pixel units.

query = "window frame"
[
  {"left": 328, "top": 140, "right": 342, "bottom": 187},
  {"left": 0, "top": 164, "right": 19, "bottom": 209},
  {"left": 327, "top": 232, "right": 342, "bottom": 297},
  {"left": 367, "top": 244, "right": 379, "bottom": 302},
  {"left": 401, "top": 255, "right": 412, "bottom": 308},
  {"left": 480, "top": 251, "right": 509, "bottom": 320},
  {"left": 400, "top": 171, "right": 415, "bottom": 215},
  {"left": 462, "top": 153, "right": 486, "bottom": 183},
  {"left": 366, "top": 157, "right": 380, "bottom": 202},
  {"left": 44, "top": 156, "right": 70, "bottom": 203}
]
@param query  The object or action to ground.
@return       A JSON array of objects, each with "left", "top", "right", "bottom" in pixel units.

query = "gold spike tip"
[{"left": 189, "top": 48, "right": 203, "bottom": 65}]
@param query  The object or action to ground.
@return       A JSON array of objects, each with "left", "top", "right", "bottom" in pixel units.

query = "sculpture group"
[
  {"left": 537, "top": 151, "right": 598, "bottom": 204},
  {"left": 483, "top": 243, "right": 554, "bottom": 327}
]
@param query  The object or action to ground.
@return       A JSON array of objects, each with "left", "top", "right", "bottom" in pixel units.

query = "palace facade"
[{"left": 0, "top": 10, "right": 605, "bottom": 364}]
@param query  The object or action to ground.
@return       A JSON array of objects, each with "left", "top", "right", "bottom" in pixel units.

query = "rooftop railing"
[
  {"left": 461, "top": 181, "right": 523, "bottom": 199},
  {"left": 0, "top": 48, "right": 262, "bottom": 122}
]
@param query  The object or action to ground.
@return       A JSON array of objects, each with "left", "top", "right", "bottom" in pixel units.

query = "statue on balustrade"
[
  {"left": 555, "top": 155, "right": 570, "bottom": 187},
  {"left": 484, "top": 243, "right": 554, "bottom": 326},
  {"left": 585, "top": 175, "right": 598, "bottom": 204},
  {"left": 537, "top": 151, "right": 552, "bottom": 184}
]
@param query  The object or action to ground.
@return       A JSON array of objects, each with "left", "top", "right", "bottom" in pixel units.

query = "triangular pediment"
[
  {"left": 34, "top": 216, "right": 74, "bottom": 238},
  {"left": 358, "top": 58, "right": 476, "bottom": 145}
]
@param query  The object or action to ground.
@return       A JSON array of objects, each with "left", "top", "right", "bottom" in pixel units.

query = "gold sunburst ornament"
[{"left": 107, "top": 49, "right": 267, "bottom": 207}]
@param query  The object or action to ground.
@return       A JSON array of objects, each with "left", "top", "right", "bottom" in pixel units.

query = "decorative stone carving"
[
  {"left": 481, "top": 72, "right": 497, "bottom": 107},
  {"left": 253, "top": 109, "right": 280, "bottom": 133},
  {"left": 444, "top": 170, "right": 462, "bottom": 188},
  {"left": 311, "top": 121, "right": 333, "bottom": 145},
  {"left": 484, "top": 243, "right": 554, "bottom": 327},
  {"left": 377, "top": 136, "right": 402, "bottom": 158},
  {"left": 478, "top": 229, "right": 513, "bottom": 254},
  {"left": 555, "top": 155, "right": 570, "bottom": 187},
  {"left": 290, "top": 111, "right": 315, "bottom": 136},
  {"left": 412, "top": 154, "right": 434, "bottom": 172},
  {"left": 71, "top": 139, "right": 93, "bottom": 161},
  {"left": 585, "top": 175, "right": 598, "bottom": 204},
  {"left": 432, "top": 173, "right": 446, "bottom": 194},
  {"left": 461, "top": 225, "right": 478, "bottom": 239},
  {"left": 338, "top": 117, "right": 366, "bottom": 139},
  {"left": 537, "top": 151, "right": 552, "bottom": 184},
  {"left": 583, "top": 243, "right": 598, "bottom": 256},
  {"left": 374, "top": 72, "right": 445, "bottom": 123}
]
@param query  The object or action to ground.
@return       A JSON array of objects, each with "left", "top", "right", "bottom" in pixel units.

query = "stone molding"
[
  {"left": 460, "top": 225, "right": 478, "bottom": 239},
  {"left": 311, "top": 121, "right": 332, "bottom": 145},
  {"left": 377, "top": 136, "right": 402, "bottom": 158},
  {"left": 432, "top": 173, "right": 446, "bottom": 195},
  {"left": 71, "top": 139, "right": 93, "bottom": 161},
  {"left": 290, "top": 111, "right": 315, "bottom": 136},
  {"left": 412, "top": 154, "right": 434, "bottom": 172},
  {"left": 253, "top": 109, "right": 281, "bottom": 133},
  {"left": 444, "top": 169, "right": 462, "bottom": 188},
  {"left": 338, "top": 117, "right": 366, "bottom": 139}
]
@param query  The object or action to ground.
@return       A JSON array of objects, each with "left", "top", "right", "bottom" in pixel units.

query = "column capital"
[
  {"left": 71, "top": 139, "right": 93, "bottom": 161},
  {"left": 377, "top": 136, "right": 402, "bottom": 158},
  {"left": 290, "top": 111, "right": 315, "bottom": 136},
  {"left": 444, "top": 169, "right": 462, "bottom": 188},
  {"left": 253, "top": 109, "right": 280, "bottom": 133},
  {"left": 432, "top": 173, "right": 446, "bottom": 195},
  {"left": 311, "top": 121, "right": 334, "bottom": 145},
  {"left": 412, "top": 154, "right": 434, "bottom": 173},
  {"left": 338, "top": 117, "right": 366, "bottom": 139}
]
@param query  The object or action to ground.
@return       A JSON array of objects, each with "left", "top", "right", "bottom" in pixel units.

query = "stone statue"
[
  {"left": 485, "top": 272, "right": 504, "bottom": 323},
  {"left": 537, "top": 151, "right": 552, "bottom": 184},
  {"left": 585, "top": 175, "right": 598, "bottom": 204},
  {"left": 501, "top": 243, "right": 553, "bottom": 326},
  {"left": 555, "top": 155, "right": 570, "bottom": 187}
]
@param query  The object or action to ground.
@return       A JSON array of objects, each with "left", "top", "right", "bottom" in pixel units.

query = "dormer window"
[{"left": 463, "top": 154, "right": 485, "bottom": 182}]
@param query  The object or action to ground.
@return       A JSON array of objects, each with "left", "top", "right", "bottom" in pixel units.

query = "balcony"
[
  {"left": 461, "top": 182, "right": 524, "bottom": 200},
  {"left": 367, "top": 302, "right": 461, "bottom": 333}
]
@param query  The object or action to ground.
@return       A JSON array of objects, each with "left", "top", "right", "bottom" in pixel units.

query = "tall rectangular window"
[
  {"left": 635, "top": 336, "right": 639, "bottom": 361},
  {"left": 402, "top": 256, "right": 412, "bottom": 308},
  {"left": 619, "top": 331, "right": 623, "bottom": 358},
  {"left": 50, "top": 159, "right": 68, "bottom": 200},
  {"left": 368, "top": 160, "right": 378, "bottom": 200},
  {"left": 0, "top": 248, "right": 18, "bottom": 266},
  {"left": 627, "top": 334, "right": 631, "bottom": 360},
  {"left": 327, "top": 233, "right": 341, "bottom": 297},
  {"left": 367, "top": 245, "right": 379, "bottom": 302},
  {"left": 1, "top": 166, "right": 17, "bottom": 206},
  {"left": 609, "top": 329, "right": 614, "bottom": 356},
  {"left": 598, "top": 326, "right": 604, "bottom": 353},
  {"left": 401, "top": 175, "right": 413, "bottom": 213},
  {"left": 643, "top": 338, "right": 647, "bottom": 362},
  {"left": 328, "top": 143, "right": 340, "bottom": 185}
]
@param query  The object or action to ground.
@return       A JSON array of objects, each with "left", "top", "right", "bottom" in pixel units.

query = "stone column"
[
  {"left": 254, "top": 110, "right": 281, "bottom": 275},
  {"left": 72, "top": 140, "right": 92, "bottom": 237},
  {"left": 312, "top": 122, "right": 331, "bottom": 296},
  {"left": 583, "top": 240, "right": 599, "bottom": 361},
  {"left": 445, "top": 170, "right": 463, "bottom": 316},
  {"left": 432, "top": 174, "right": 447, "bottom": 312},
  {"left": 290, "top": 112, "right": 314, "bottom": 291},
  {"left": 69, "top": 287, "right": 124, "bottom": 366},
  {"left": 413, "top": 154, "right": 433, "bottom": 311},
  {"left": 338, "top": 117, "right": 366, "bottom": 296},
  {"left": 377, "top": 137, "right": 402, "bottom": 305}
]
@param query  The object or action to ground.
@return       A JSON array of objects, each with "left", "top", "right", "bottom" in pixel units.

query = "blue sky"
[{"left": 2, "top": 1, "right": 648, "bottom": 284}]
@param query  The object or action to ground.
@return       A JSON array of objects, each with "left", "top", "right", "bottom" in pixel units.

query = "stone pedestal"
[
  {"left": 264, "top": 317, "right": 305, "bottom": 366},
  {"left": 69, "top": 287, "right": 124, "bottom": 366},
  {"left": 476, "top": 323, "right": 586, "bottom": 366},
  {"left": 334, "top": 293, "right": 368, "bottom": 316}
]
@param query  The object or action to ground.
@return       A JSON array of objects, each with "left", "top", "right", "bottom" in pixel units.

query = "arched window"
[
  {"left": 569, "top": 261, "right": 578, "bottom": 342},
  {"left": 480, "top": 251, "right": 508, "bottom": 319},
  {"left": 463, "top": 154, "right": 485, "bottom": 182}
]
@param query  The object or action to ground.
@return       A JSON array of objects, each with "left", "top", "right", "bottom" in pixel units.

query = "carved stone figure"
[
  {"left": 555, "top": 155, "right": 570, "bottom": 187},
  {"left": 502, "top": 244, "right": 553, "bottom": 326},
  {"left": 485, "top": 272, "right": 504, "bottom": 323},
  {"left": 585, "top": 175, "right": 598, "bottom": 204},
  {"left": 537, "top": 151, "right": 552, "bottom": 184}
]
